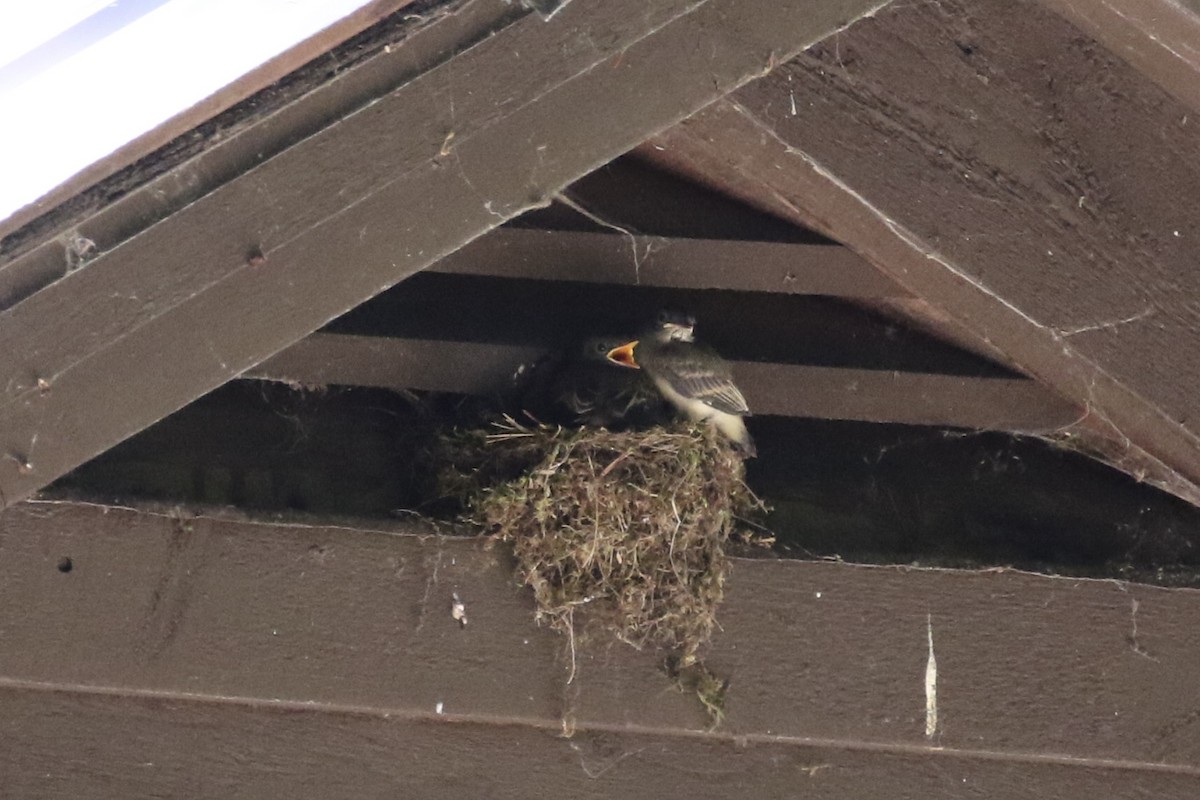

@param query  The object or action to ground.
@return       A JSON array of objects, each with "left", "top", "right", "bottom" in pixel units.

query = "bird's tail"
[{"left": 715, "top": 414, "right": 756, "bottom": 459}]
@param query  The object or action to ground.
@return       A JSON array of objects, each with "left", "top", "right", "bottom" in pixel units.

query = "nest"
[{"left": 438, "top": 419, "right": 759, "bottom": 689}]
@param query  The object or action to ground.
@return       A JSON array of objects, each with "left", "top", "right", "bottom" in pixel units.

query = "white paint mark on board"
[{"left": 925, "top": 613, "right": 938, "bottom": 738}]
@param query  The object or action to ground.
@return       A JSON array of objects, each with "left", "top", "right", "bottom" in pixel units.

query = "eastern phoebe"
[{"left": 607, "top": 312, "right": 756, "bottom": 456}]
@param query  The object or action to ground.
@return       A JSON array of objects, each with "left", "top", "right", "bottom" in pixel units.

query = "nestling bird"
[
  {"left": 606, "top": 311, "right": 756, "bottom": 457},
  {"left": 548, "top": 336, "right": 661, "bottom": 428},
  {"left": 647, "top": 308, "right": 697, "bottom": 343}
]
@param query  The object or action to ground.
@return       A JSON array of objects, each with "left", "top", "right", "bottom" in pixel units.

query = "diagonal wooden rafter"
[
  {"left": 640, "top": 0, "right": 1200, "bottom": 506},
  {"left": 1038, "top": 0, "right": 1200, "bottom": 120},
  {"left": 0, "top": 0, "right": 894, "bottom": 509},
  {"left": 0, "top": 0, "right": 419, "bottom": 244}
]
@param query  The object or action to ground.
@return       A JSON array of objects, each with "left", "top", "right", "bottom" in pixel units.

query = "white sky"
[{"left": 0, "top": 0, "right": 374, "bottom": 225}]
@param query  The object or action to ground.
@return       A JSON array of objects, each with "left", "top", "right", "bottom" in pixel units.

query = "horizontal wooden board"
[
  {"left": 324, "top": 270, "right": 1014, "bottom": 377},
  {"left": 4, "top": 686, "right": 1200, "bottom": 799},
  {"left": 248, "top": 332, "right": 1082, "bottom": 431},
  {"left": 431, "top": 227, "right": 903, "bottom": 296},
  {"left": 3, "top": 500, "right": 1200, "bottom": 774}
]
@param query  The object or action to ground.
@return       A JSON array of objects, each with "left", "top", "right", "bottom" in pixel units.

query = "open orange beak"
[{"left": 606, "top": 340, "right": 640, "bottom": 369}]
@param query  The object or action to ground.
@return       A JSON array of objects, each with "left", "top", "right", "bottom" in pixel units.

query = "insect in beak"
[{"left": 606, "top": 340, "right": 640, "bottom": 369}]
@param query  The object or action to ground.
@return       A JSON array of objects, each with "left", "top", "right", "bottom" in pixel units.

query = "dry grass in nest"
[{"left": 437, "top": 418, "right": 760, "bottom": 722}]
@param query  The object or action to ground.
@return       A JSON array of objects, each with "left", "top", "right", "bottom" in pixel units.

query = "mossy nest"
[{"left": 438, "top": 419, "right": 760, "bottom": 670}]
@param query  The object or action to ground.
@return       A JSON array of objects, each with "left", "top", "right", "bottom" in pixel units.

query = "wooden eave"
[
  {"left": 1, "top": 0, "right": 1199, "bottom": 507},
  {"left": 0, "top": 0, "right": 892, "bottom": 509},
  {"left": 0, "top": 0, "right": 420, "bottom": 244},
  {"left": 3, "top": 0, "right": 1200, "bottom": 794}
]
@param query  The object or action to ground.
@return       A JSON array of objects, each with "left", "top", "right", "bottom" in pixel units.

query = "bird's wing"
[{"left": 654, "top": 348, "right": 750, "bottom": 416}]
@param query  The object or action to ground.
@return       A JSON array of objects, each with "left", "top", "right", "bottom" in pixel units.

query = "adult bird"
[{"left": 607, "top": 311, "right": 756, "bottom": 456}]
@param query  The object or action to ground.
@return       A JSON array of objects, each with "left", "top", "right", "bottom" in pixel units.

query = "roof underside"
[
  {"left": 4, "top": 0, "right": 1200, "bottom": 793},
  {"left": 2, "top": 0, "right": 1200, "bottom": 508}
]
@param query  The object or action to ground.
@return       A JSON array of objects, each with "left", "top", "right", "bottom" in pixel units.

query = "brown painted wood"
[
  {"left": 432, "top": 227, "right": 904, "bottom": 297},
  {"left": 248, "top": 332, "right": 1082, "bottom": 431},
  {"left": 1039, "top": 0, "right": 1200, "bottom": 119},
  {"left": 0, "top": 0, "right": 893, "bottom": 510},
  {"left": 325, "top": 270, "right": 1012, "bottom": 377},
  {"left": 5, "top": 690, "right": 1200, "bottom": 800},
  {"left": 641, "top": 0, "right": 1200, "bottom": 506},
  {"left": 0, "top": 1, "right": 500, "bottom": 301},
  {"left": 0, "top": 0, "right": 421, "bottom": 243},
  {"left": 3, "top": 500, "right": 1200, "bottom": 784},
  {"left": 527, "top": 151, "right": 838, "bottom": 244},
  {"left": 252, "top": 334, "right": 544, "bottom": 397},
  {"left": 50, "top": 381, "right": 1200, "bottom": 575}
]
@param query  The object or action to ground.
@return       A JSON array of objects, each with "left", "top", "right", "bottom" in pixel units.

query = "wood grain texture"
[
  {"left": 0, "top": 0, "right": 502, "bottom": 301},
  {"left": 324, "top": 269, "right": 1013, "bottom": 377},
  {"left": 0, "top": 0, "right": 420, "bottom": 243},
  {"left": 643, "top": 0, "right": 1200, "bottom": 505},
  {"left": 4, "top": 688, "right": 1200, "bottom": 799},
  {"left": 431, "top": 227, "right": 903, "bottom": 296},
  {"left": 3, "top": 500, "right": 1200, "bottom": 774},
  {"left": 249, "top": 332, "right": 1082, "bottom": 431},
  {"left": 1039, "top": 0, "right": 1200, "bottom": 118},
  {"left": 0, "top": 0, "right": 892, "bottom": 509}
]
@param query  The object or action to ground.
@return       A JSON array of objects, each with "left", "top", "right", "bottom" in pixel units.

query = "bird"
[
  {"left": 547, "top": 336, "right": 661, "bottom": 429},
  {"left": 606, "top": 311, "right": 756, "bottom": 457},
  {"left": 647, "top": 308, "right": 696, "bottom": 343}
]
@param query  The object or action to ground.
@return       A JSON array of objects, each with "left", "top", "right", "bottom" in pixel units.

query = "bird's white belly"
[
  {"left": 652, "top": 377, "right": 714, "bottom": 422},
  {"left": 649, "top": 373, "right": 752, "bottom": 453}
]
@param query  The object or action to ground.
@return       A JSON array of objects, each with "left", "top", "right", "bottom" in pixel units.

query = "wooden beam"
[
  {"left": 252, "top": 335, "right": 545, "bottom": 397},
  {"left": 0, "top": 0, "right": 893, "bottom": 509},
  {"left": 321, "top": 267, "right": 994, "bottom": 377},
  {"left": 530, "top": 150, "right": 840, "bottom": 243},
  {"left": 432, "top": 227, "right": 904, "bottom": 297},
  {"left": 0, "top": 0, "right": 419, "bottom": 243},
  {"left": 0, "top": 0, "right": 516, "bottom": 307},
  {"left": 641, "top": 0, "right": 1200, "bottom": 506},
  {"left": 248, "top": 332, "right": 1081, "bottom": 432},
  {"left": 3, "top": 500, "right": 1200, "bottom": 793},
  {"left": 1039, "top": 0, "right": 1200, "bottom": 119},
  {"left": 7, "top": 689, "right": 1200, "bottom": 799}
]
